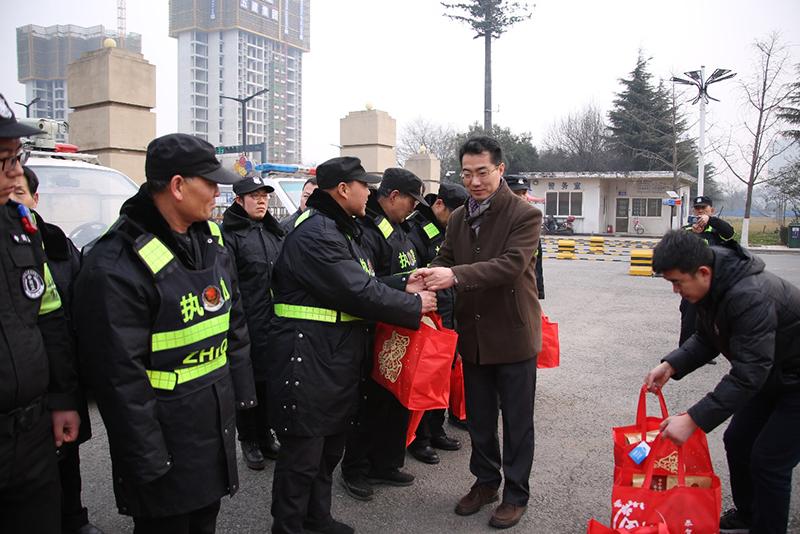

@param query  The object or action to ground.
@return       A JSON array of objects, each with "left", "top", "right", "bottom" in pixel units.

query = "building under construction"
[
  {"left": 169, "top": 0, "right": 310, "bottom": 164},
  {"left": 16, "top": 24, "right": 142, "bottom": 130}
]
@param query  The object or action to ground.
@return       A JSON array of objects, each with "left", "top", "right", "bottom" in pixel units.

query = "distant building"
[
  {"left": 16, "top": 24, "right": 142, "bottom": 137},
  {"left": 169, "top": 0, "right": 310, "bottom": 164}
]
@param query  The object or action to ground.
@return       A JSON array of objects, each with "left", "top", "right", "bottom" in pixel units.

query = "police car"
[{"left": 22, "top": 119, "right": 139, "bottom": 248}]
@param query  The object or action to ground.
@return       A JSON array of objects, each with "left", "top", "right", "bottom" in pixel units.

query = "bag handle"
[
  {"left": 641, "top": 433, "right": 686, "bottom": 489},
  {"left": 635, "top": 384, "right": 669, "bottom": 439}
]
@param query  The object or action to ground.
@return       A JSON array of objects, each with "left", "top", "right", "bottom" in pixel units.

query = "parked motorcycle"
[{"left": 543, "top": 215, "right": 575, "bottom": 235}]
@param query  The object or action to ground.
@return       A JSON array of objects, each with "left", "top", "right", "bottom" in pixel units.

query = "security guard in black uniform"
[
  {"left": 405, "top": 182, "right": 469, "bottom": 463},
  {"left": 12, "top": 165, "right": 104, "bottom": 534},
  {"left": 73, "top": 134, "right": 257, "bottom": 533},
  {"left": 506, "top": 176, "right": 545, "bottom": 299},
  {"left": 340, "top": 168, "right": 429, "bottom": 500},
  {"left": 223, "top": 174, "right": 284, "bottom": 470},
  {"left": 679, "top": 195, "right": 735, "bottom": 345},
  {"left": 266, "top": 156, "right": 435, "bottom": 534},
  {"left": 0, "top": 92, "right": 80, "bottom": 534}
]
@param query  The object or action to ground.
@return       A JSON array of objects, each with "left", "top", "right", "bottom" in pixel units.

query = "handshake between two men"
[{"left": 405, "top": 267, "right": 458, "bottom": 316}]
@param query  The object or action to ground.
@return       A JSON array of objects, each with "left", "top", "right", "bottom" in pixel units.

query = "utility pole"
[
  {"left": 14, "top": 97, "right": 41, "bottom": 118},
  {"left": 221, "top": 88, "right": 269, "bottom": 159}
]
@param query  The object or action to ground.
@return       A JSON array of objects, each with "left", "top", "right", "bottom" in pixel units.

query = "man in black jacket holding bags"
[
  {"left": 646, "top": 230, "right": 800, "bottom": 534},
  {"left": 266, "top": 156, "right": 436, "bottom": 534},
  {"left": 223, "top": 174, "right": 284, "bottom": 470}
]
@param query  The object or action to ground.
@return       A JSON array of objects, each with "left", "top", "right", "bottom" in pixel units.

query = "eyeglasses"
[
  {"left": 460, "top": 166, "right": 498, "bottom": 181},
  {"left": 1, "top": 148, "right": 30, "bottom": 172}
]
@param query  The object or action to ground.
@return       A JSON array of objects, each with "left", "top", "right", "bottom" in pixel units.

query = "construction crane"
[{"left": 117, "top": 0, "right": 126, "bottom": 48}]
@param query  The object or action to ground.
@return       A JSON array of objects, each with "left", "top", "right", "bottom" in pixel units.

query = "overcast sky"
[{"left": 2, "top": 0, "right": 799, "bottom": 178}]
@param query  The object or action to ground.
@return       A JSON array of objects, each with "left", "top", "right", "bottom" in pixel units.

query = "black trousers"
[
  {"left": 60, "top": 442, "right": 89, "bottom": 531},
  {"left": 271, "top": 433, "right": 346, "bottom": 534},
  {"left": 0, "top": 412, "right": 61, "bottom": 534},
  {"left": 342, "top": 378, "right": 409, "bottom": 478},
  {"left": 463, "top": 358, "right": 536, "bottom": 507},
  {"left": 236, "top": 379, "right": 270, "bottom": 443},
  {"left": 133, "top": 500, "right": 221, "bottom": 534},
  {"left": 724, "top": 387, "right": 800, "bottom": 534},
  {"left": 410, "top": 409, "right": 446, "bottom": 449}
]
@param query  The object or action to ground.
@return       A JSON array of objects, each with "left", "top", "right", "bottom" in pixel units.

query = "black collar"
[{"left": 305, "top": 189, "right": 360, "bottom": 238}]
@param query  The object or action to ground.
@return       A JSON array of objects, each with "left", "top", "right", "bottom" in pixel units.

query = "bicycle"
[{"left": 632, "top": 218, "right": 645, "bottom": 235}]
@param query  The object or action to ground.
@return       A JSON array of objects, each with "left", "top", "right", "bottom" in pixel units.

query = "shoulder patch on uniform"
[{"left": 21, "top": 268, "right": 45, "bottom": 299}]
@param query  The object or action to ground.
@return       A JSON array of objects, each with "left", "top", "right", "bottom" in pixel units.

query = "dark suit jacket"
[{"left": 431, "top": 179, "right": 542, "bottom": 365}]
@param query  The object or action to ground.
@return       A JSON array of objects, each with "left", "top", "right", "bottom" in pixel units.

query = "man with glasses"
[
  {"left": 223, "top": 174, "right": 284, "bottom": 471},
  {"left": 341, "top": 167, "right": 429, "bottom": 501},
  {"left": 0, "top": 92, "right": 80, "bottom": 533},
  {"left": 417, "top": 136, "right": 542, "bottom": 529}
]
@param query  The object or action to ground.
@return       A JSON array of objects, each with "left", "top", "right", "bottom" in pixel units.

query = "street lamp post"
[
  {"left": 670, "top": 66, "right": 736, "bottom": 196},
  {"left": 221, "top": 88, "right": 269, "bottom": 160},
  {"left": 14, "top": 97, "right": 41, "bottom": 118}
]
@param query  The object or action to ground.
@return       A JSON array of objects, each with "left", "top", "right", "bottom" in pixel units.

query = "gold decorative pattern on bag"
[
  {"left": 653, "top": 451, "right": 679, "bottom": 473},
  {"left": 378, "top": 331, "right": 410, "bottom": 383}
]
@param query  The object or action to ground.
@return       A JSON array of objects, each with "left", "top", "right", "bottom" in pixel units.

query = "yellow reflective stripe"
[
  {"left": 295, "top": 209, "right": 313, "bottom": 228},
  {"left": 38, "top": 263, "right": 62, "bottom": 315},
  {"left": 151, "top": 312, "right": 230, "bottom": 352},
  {"left": 274, "top": 303, "right": 361, "bottom": 323},
  {"left": 138, "top": 237, "right": 174, "bottom": 275},
  {"left": 377, "top": 217, "right": 394, "bottom": 239},
  {"left": 208, "top": 221, "right": 224, "bottom": 246},
  {"left": 423, "top": 222, "right": 440, "bottom": 239},
  {"left": 147, "top": 352, "right": 228, "bottom": 391}
]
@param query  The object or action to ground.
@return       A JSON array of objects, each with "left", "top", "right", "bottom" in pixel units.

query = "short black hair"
[
  {"left": 458, "top": 136, "right": 503, "bottom": 166},
  {"left": 303, "top": 177, "right": 317, "bottom": 187},
  {"left": 652, "top": 230, "right": 714, "bottom": 274},
  {"left": 22, "top": 165, "right": 39, "bottom": 195},
  {"left": 147, "top": 178, "right": 171, "bottom": 194}
]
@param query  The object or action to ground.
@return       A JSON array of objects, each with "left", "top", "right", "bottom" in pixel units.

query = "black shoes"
[
  {"left": 431, "top": 435, "right": 462, "bottom": 451},
  {"left": 340, "top": 475, "right": 374, "bottom": 501},
  {"left": 408, "top": 445, "right": 440, "bottom": 464},
  {"left": 303, "top": 518, "right": 355, "bottom": 534},
  {"left": 241, "top": 440, "right": 266, "bottom": 470},
  {"left": 366, "top": 468, "right": 415, "bottom": 486},
  {"left": 720, "top": 508, "right": 750, "bottom": 533},
  {"left": 261, "top": 430, "right": 281, "bottom": 460}
]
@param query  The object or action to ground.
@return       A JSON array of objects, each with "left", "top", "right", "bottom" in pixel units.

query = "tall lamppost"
[
  {"left": 221, "top": 88, "right": 269, "bottom": 158},
  {"left": 14, "top": 97, "right": 41, "bottom": 118},
  {"left": 670, "top": 66, "right": 736, "bottom": 196}
]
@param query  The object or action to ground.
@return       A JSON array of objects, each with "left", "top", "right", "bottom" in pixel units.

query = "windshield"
[
  {"left": 278, "top": 180, "right": 303, "bottom": 210},
  {"left": 30, "top": 164, "right": 139, "bottom": 248}
]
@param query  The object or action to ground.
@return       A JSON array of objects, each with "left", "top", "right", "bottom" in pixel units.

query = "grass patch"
[{"left": 726, "top": 216, "right": 783, "bottom": 246}]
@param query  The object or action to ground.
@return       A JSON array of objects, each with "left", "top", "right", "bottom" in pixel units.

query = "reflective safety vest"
[
  {"left": 368, "top": 212, "right": 419, "bottom": 275},
  {"left": 134, "top": 222, "right": 233, "bottom": 391}
]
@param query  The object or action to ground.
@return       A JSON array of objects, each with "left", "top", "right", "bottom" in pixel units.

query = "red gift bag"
[
  {"left": 538, "top": 312, "right": 560, "bottom": 369},
  {"left": 613, "top": 386, "right": 713, "bottom": 481},
  {"left": 372, "top": 313, "right": 458, "bottom": 411},
  {"left": 611, "top": 435, "right": 721, "bottom": 533},
  {"left": 405, "top": 410, "right": 425, "bottom": 447},
  {"left": 587, "top": 518, "right": 670, "bottom": 534},
  {"left": 449, "top": 355, "right": 467, "bottom": 420}
]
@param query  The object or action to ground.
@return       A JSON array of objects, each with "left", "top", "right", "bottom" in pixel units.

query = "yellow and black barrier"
[
  {"left": 556, "top": 239, "right": 576, "bottom": 260},
  {"left": 589, "top": 236, "right": 605, "bottom": 254},
  {"left": 629, "top": 249, "right": 654, "bottom": 276}
]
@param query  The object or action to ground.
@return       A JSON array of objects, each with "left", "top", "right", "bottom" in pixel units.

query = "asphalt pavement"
[{"left": 77, "top": 252, "right": 800, "bottom": 533}]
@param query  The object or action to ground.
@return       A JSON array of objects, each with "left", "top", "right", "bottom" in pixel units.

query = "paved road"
[{"left": 78, "top": 252, "right": 800, "bottom": 533}]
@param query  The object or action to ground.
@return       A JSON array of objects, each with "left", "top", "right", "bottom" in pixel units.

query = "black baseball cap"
[
  {"left": 437, "top": 182, "right": 469, "bottom": 211},
  {"left": 233, "top": 174, "right": 274, "bottom": 196},
  {"left": 693, "top": 195, "right": 712, "bottom": 207},
  {"left": 504, "top": 175, "right": 529, "bottom": 191},
  {"left": 0, "top": 93, "right": 44, "bottom": 138},
  {"left": 316, "top": 156, "right": 378, "bottom": 189},
  {"left": 379, "top": 168, "right": 428, "bottom": 207},
  {"left": 145, "top": 133, "right": 240, "bottom": 185}
]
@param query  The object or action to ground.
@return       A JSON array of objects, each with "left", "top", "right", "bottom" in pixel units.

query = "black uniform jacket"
[
  {"left": 407, "top": 207, "right": 457, "bottom": 329},
  {"left": 222, "top": 202, "right": 284, "bottom": 381},
  {"left": 664, "top": 244, "right": 800, "bottom": 432},
  {"left": 38, "top": 213, "right": 92, "bottom": 444},
  {"left": 0, "top": 201, "right": 77, "bottom": 415},
  {"left": 681, "top": 216, "right": 735, "bottom": 247},
  {"left": 358, "top": 191, "right": 420, "bottom": 278},
  {"left": 266, "top": 189, "right": 421, "bottom": 437},
  {"left": 72, "top": 185, "right": 256, "bottom": 518}
]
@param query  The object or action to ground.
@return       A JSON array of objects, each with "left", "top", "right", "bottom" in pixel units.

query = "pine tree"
[{"left": 778, "top": 63, "right": 800, "bottom": 141}]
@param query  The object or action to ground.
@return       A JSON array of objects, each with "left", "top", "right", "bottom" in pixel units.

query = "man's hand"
[
  {"left": 418, "top": 290, "right": 438, "bottom": 314},
  {"left": 659, "top": 413, "right": 698, "bottom": 446},
  {"left": 692, "top": 214, "right": 710, "bottom": 233},
  {"left": 644, "top": 362, "right": 675, "bottom": 393},
  {"left": 405, "top": 270, "right": 427, "bottom": 294},
  {"left": 52, "top": 410, "right": 81, "bottom": 448},
  {"left": 417, "top": 267, "right": 456, "bottom": 291}
]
